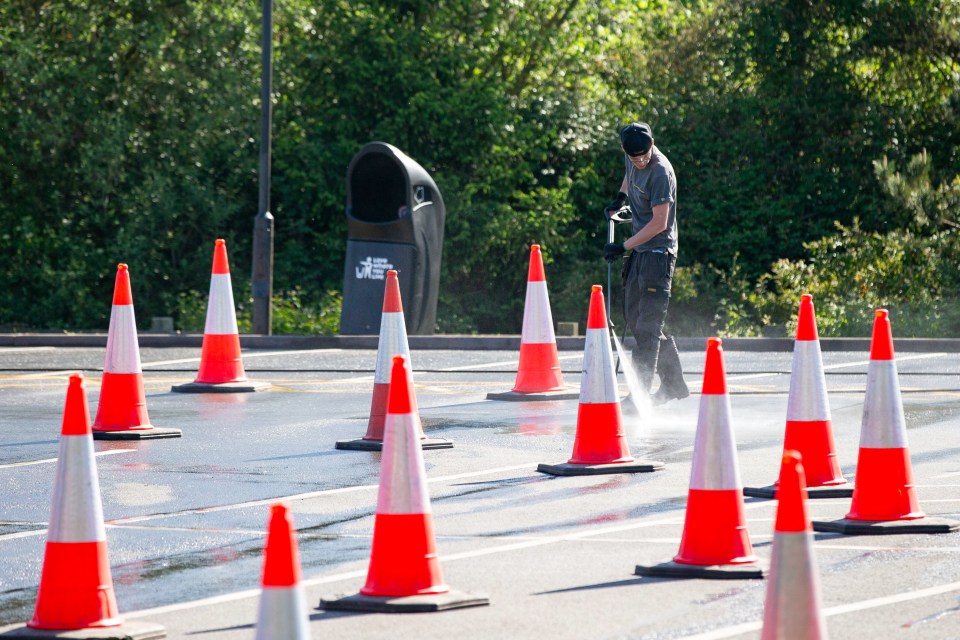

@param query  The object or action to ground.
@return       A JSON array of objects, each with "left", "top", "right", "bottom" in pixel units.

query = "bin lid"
[{"left": 346, "top": 142, "right": 442, "bottom": 212}]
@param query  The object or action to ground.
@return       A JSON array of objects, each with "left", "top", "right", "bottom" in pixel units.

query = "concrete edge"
[{"left": 0, "top": 334, "right": 958, "bottom": 352}]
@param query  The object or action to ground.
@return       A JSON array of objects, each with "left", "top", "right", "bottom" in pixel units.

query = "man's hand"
[
  {"left": 603, "top": 191, "right": 628, "bottom": 219},
  {"left": 603, "top": 242, "right": 626, "bottom": 262}
]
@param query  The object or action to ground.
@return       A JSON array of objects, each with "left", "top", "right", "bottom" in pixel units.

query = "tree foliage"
[{"left": 0, "top": 0, "right": 958, "bottom": 335}]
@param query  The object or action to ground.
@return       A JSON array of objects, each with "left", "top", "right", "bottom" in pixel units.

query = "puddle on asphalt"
[
  {"left": 904, "top": 401, "right": 960, "bottom": 429},
  {"left": 0, "top": 589, "right": 35, "bottom": 626},
  {"left": 0, "top": 523, "right": 44, "bottom": 536}
]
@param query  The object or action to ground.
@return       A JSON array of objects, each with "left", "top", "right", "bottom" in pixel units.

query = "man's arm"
[{"left": 624, "top": 202, "right": 669, "bottom": 250}]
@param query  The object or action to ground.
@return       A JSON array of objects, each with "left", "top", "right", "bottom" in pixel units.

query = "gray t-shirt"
[{"left": 624, "top": 146, "right": 678, "bottom": 254}]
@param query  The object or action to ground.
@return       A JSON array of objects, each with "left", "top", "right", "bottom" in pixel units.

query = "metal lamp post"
[{"left": 252, "top": 0, "right": 274, "bottom": 335}]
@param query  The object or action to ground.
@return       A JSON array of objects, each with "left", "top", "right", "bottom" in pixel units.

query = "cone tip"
[
  {"left": 774, "top": 449, "right": 810, "bottom": 533},
  {"left": 795, "top": 293, "right": 819, "bottom": 341},
  {"left": 215, "top": 238, "right": 225, "bottom": 247},
  {"left": 262, "top": 501, "right": 301, "bottom": 587},
  {"left": 270, "top": 501, "right": 289, "bottom": 518},
  {"left": 382, "top": 271, "right": 403, "bottom": 312},
  {"left": 62, "top": 374, "right": 91, "bottom": 436},
  {"left": 387, "top": 355, "right": 414, "bottom": 415},
  {"left": 586, "top": 285, "right": 607, "bottom": 329},
  {"left": 527, "top": 246, "right": 546, "bottom": 281},
  {"left": 701, "top": 337, "right": 727, "bottom": 395},
  {"left": 117, "top": 263, "right": 128, "bottom": 272},
  {"left": 870, "top": 308, "right": 895, "bottom": 360}
]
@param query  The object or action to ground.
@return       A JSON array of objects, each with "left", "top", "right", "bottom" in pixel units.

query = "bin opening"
[{"left": 349, "top": 154, "right": 406, "bottom": 223}]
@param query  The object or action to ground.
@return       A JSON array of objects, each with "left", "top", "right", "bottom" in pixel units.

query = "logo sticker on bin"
[{"left": 355, "top": 256, "right": 395, "bottom": 280}]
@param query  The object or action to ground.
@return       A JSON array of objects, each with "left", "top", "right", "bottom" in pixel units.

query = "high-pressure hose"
[{"left": 606, "top": 206, "right": 633, "bottom": 373}]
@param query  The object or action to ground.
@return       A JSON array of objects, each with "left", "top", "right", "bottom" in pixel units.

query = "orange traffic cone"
[
  {"left": 745, "top": 294, "right": 851, "bottom": 499},
  {"left": 254, "top": 503, "right": 309, "bottom": 640},
  {"left": 487, "top": 245, "right": 576, "bottom": 401},
  {"left": 538, "top": 285, "right": 664, "bottom": 476},
  {"left": 813, "top": 310, "right": 958, "bottom": 535},
  {"left": 322, "top": 356, "right": 488, "bottom": 612},
  {"left": 336, "top": 270, "right": 452, "bottom": 451},
  {"left": 92, "top": 264, "right": 180, "bottom": 440},
  {"left": 1, "top": 375, "right": 166, "bottom": 639},
  {"left": 636, "top": 338, "right": 764, "bottom": 579},
  {"left": 760, "top": 451, "right": 828, "bottom": 640},
  {"left": 172, "top": 239, "right": 271, "bottom": 393}
]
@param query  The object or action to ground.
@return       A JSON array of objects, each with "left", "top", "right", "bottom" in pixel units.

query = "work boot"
[{"left": 653, "top": 336, "right": 689, "bottom": 405}]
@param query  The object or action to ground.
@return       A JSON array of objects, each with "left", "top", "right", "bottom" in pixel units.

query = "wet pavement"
[{"left": 1, "top": 344, "right": 959, "bottom": 639}]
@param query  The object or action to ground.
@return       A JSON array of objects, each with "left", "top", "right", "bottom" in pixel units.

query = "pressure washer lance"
[{"left": 606, "top": 205, "right": 633, "bottom": 373}]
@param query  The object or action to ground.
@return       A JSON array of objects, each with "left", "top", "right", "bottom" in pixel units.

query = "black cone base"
[
  {"left": 743, "top": 483, "right": 853, "bottom": 500},
  {"left": 635, "top": 560, "right": 765, "bottom": 580},
  {"left": 0, "top": 621, "right": 166, "bottom": 639},
  {"left": 812, "top": 516, "right": 959, "bottom": 535},
  {"left": 486, "top": 390, "right": 579, "bottom": 401},
  {"left": 335, "top": 437, "right": 453, "bottom": 451},
  {"left": 171, "top": 380, "right": 272, "bottom": 393},
  {"left": 320, "top": 589, "right": 489, "bottom": 613},
  {"left": 537, "top": 460, "right": 665, "bottom": 476},
  {"left": 92, "top": 427, "right": 181, "bottom": 440}
]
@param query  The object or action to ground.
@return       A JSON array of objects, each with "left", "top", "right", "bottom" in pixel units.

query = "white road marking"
[
  {"left": 140, "top": 348, "right": 344, "bottom": 368},
  {"left": 440, "top": 353, "right": 581, "bottom": 372},
  {"left": 676, "top": 580, "right": 960, "bottom": 639},
  {"left": 0, "top": 448, "right": 135, "bottom": 470}
]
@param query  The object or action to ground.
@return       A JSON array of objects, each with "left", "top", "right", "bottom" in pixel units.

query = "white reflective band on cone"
[
  {"left": 579, "top": 327, "right": 618, "bottom": 405},
  {"left": 520, "top": 281, "right": 556, "bottom": 344},
  {"left": 860, "top": 359, "right": 908, "bottom": 449},
  {"left": 689, "top": 394, "right": 743, "bottom": 490},
  {"left": 254, "top": 587, "right": 310, "bottom": 640},
  {"left": 374, "top": 312, "right": 410, "bottom": 385},
  {"left": 204, "top": 274, "right": 240, "bottom": 335},
  {"left": 47, "top": 436, "right": 107, "bottom": 543},
  {"left": 785, "top": 340, "right": 831, "bottom": 422},
  {"left": 762, "top": 533, "right": 826, "bottom": 640},
  {"left": 104, "top": 305, "right": 142, "bottom": 374},
  {"left": 376, "top": 413, "right": 431, "bottom": 515}
]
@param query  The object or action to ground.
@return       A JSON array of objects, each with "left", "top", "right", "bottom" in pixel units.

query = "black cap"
[{"left": 620, "top": 122, "right": 653, "bottom": 156}]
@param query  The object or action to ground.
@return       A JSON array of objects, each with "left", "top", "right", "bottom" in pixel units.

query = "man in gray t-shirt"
[{"left": 603, "top": 122, "right": 689, "bottom": 404}]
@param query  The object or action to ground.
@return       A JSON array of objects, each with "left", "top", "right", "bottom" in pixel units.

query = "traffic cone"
[
  {"left": 172, "top": 239, "right": 271, "bottom": 393},
  {"left": 487, "top": 245, "right": 577, "bottom": 401},
  {"left": 538, "top": 285, "right": 664, "bottom": 476},
  {"left": 745, "top": 294, "right": 851, "bottom": 499},
  {"left": 636, "top": 338, "right": 764, "bottom": 579},
  {"left": 92, "top": 264, "right": 180, "bottom": 440},
  {"left": 254, "top": 503, "right": 309, "bottom": 640},
  {"left": 0, "top": 375, "right": 167, "bottom": 639},
  {"left": 336, "top": 270, "right": 452, "bottom": 451},
  {"left": 321, "top": 356, "right": 488, "bottom": 612},
  {"left": 760, "top": 450, "right": 828, "bottom": 640},
  {"left": 813, "top": 309, "right": 958, "bottom": 535}
]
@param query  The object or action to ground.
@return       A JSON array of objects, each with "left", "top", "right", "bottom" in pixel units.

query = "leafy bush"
[{"left": 177, "top": 287, "right": 341, "bottom": 335}]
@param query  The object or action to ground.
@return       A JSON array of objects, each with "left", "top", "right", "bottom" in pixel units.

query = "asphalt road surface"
[{"left": 1, "top": 343, "right": 960, "bottom": 639}]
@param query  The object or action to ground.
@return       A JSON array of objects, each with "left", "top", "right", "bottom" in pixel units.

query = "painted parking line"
[
  {"left": 0, "top": 448, "right": 135, "bottom": 470},
  {"left": 140, "top": 348, "right": 344, "bottom": 368},
  {"left": 677, "top": 580, "right": 960, "bottom": 640},
  {"left": 122, "top": 500, "right": 774, "bottom": 618},
  {"left": 0, "top": 461, "right": 541, "bottom": 542}
]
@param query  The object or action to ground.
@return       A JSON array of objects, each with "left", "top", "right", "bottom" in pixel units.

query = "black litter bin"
[{"left": 340, "top": 142, "right": 445, "bottom": 335}]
